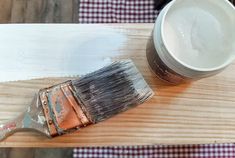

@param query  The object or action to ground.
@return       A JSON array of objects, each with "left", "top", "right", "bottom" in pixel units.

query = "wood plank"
[
  {"left": 11, "top": 0, "right": 26, "bottom": 23},
  {"left": 0, "top": 24, "right": 235, "bottom": 147},
  {"left": 0, "top": 0, "right": 79, "bottom": 23},
  {"left": 40, "top": 0, "right": 78, "bottom": 23},
  {"left": 40, "top": 0, "right": 55, "bottom": 23},
  {"left": 73, "top": 0, "right": 79, "bottom": 23},
  {"left": 24, "top": 0, "right": 43, "bottom": 23},
  {"left": 0, "top": 0, "right": 13, "bottom": 23},
  {"left": 56, "top": 0, "right": 74, "bottom": 23}
]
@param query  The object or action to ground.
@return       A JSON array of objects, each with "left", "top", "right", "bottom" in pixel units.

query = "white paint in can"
[{"left": 147, "top": 0, "right": 235, "bottom": 84}]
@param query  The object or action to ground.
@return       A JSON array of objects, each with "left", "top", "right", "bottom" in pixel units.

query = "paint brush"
[{"left": 0, "top": 60, "right": 154, "bottom": 140}]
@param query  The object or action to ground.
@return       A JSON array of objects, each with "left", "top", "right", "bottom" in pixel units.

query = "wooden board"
[
  {"left": 0, "top": 0, "right": 78, "bottom": 23},
  {"left": 0, "top": 24, "right": 235, "bottom": 147}
]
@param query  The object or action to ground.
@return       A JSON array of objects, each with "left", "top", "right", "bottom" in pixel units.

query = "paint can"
[{"left": 146, "top": 0, "right": 235, "bottom": 84}]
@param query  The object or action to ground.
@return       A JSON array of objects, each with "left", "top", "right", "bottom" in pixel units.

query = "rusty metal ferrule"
[{"left": 39, "top": 81, "right": 91, "bottom": 137}]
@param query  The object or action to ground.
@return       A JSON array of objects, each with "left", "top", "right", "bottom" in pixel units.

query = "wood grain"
[
  {"left": 0, "top": 0, "right": 79, "bottom": 23},
  {"left": 0, "top": 24, "right": 235, "bottom": 147},
  {"left": 0, "top": 0, "right": 13, "bottom": 23},
  {"left": 11, "top": 0, "right": 26, "bottom": 23}
]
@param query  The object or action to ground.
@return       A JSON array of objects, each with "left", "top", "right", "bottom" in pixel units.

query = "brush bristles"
[{"left": 72, "top": 60, "right": 154, "bottom": 123}]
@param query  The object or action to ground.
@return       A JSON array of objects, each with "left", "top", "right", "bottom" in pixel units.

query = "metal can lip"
[{"left": 152, "top": 0, "right": 235, "bottom": 79}]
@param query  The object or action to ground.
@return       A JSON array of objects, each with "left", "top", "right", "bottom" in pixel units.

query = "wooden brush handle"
[
  {"left": 0, "top": 94, "right": 51, "bottom": 141},
  {"left": 0, "top": 111, "right": 51, "bottom": 140},
  {"left": 0, "top": 81, "right": 91, "bottom": 140},
  {"left": 0, "top": 114, "right": 23, "bottom": 141}
]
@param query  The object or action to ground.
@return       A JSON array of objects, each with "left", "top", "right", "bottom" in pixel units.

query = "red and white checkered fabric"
[
  {"left": 73, "top": 144, "right": 235, "bottom": 158},
  {"left": 79, "top": 0, "right": 158, "bottom": 23}
]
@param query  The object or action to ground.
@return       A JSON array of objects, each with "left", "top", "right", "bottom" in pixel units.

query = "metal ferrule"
[{"left": 39, "top": 81, "right": 91, "bottom": 137}]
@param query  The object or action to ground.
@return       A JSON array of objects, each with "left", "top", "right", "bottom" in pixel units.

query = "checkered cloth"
[
  {"left": 73, "top": 144, "right": 235, "bottom": 158},
  {"left": 79, "top": 0, "right": 158, "bottom": 23}
]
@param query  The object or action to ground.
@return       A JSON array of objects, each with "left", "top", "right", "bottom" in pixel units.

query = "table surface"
[
  {"left": 0, "top": 0, "right": 79, "bottom": 23},
  {"left": 0, "top": 24, "right": 235, "bottom": 147}
]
